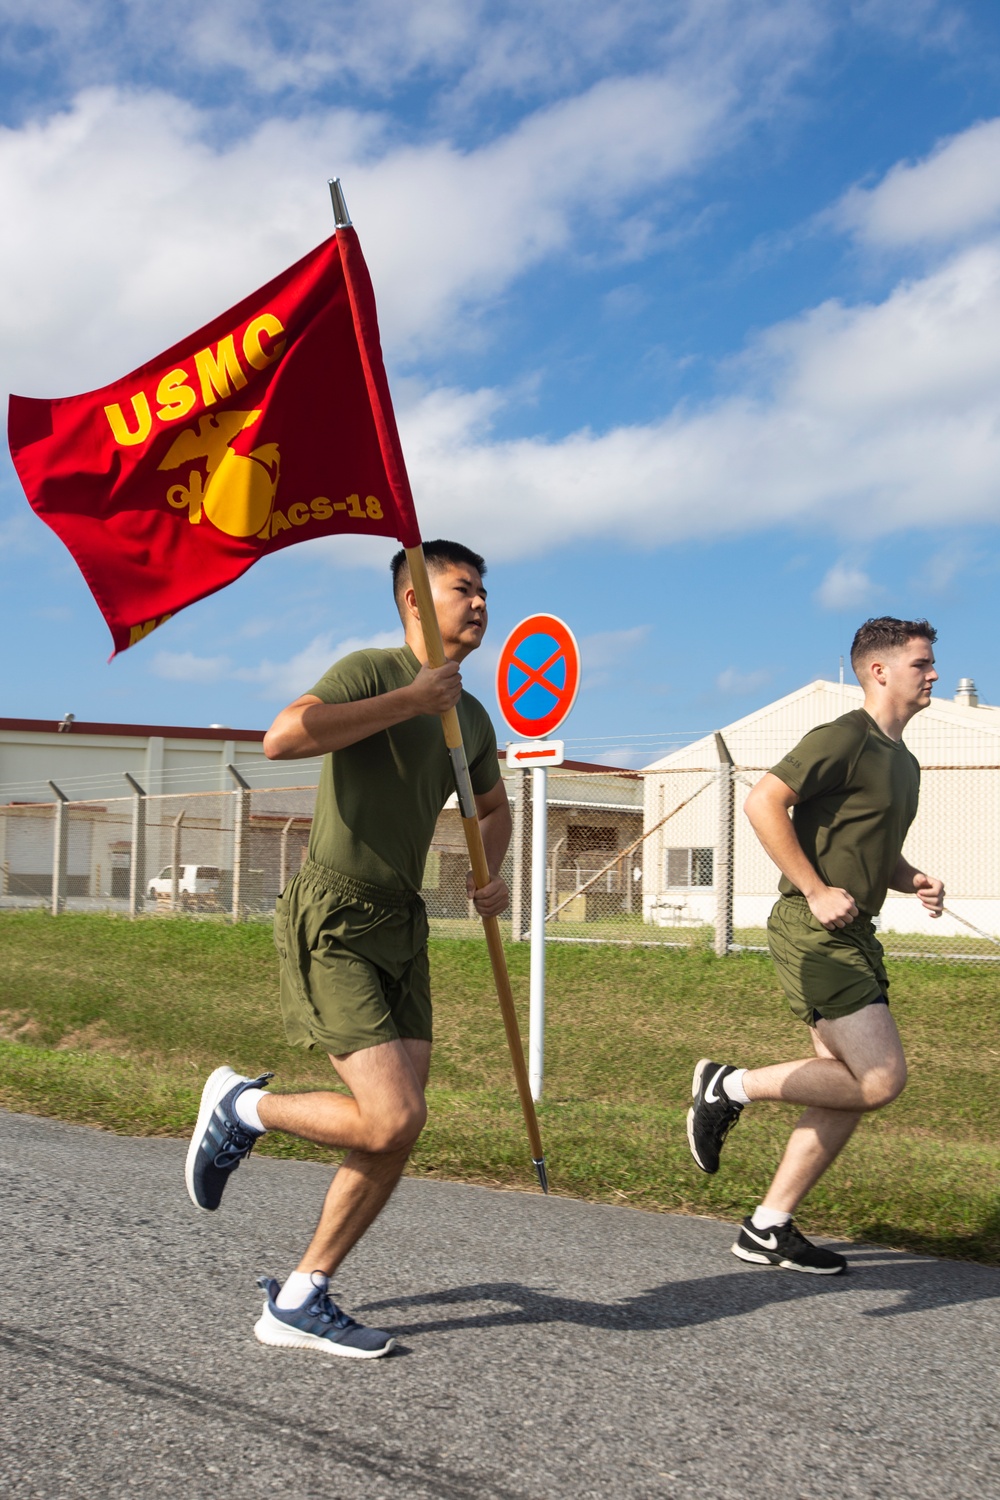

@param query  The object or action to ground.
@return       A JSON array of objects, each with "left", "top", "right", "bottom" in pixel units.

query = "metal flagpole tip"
[
  {"left": 533, "top": 1158, "right": 549, "bottom": 1195},
  {"left": 328, "top": 178, "right": 352, "bottom": 228}
]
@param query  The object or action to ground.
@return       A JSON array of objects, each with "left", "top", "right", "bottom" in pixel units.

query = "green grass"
[
  {"left": 432, "top": 914, "right": 1000, "bottom": 961},
  {"left": 1, "top": 909, "right": 997, "bottom": 1264}
]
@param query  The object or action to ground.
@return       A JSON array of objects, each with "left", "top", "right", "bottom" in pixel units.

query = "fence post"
[
  {"left": 124, "top": 773, "right": 146, "bottom": 917},
  {"left": 48, "top": 781, "right": 69, "bottom": 915},
  {"left": 511, "top": 769, "right": 528, "bottom": 940},
  {"left": 714, "top": 732, "right": 734, "bottom": 957},
  {"left": 171, "top": 810, "right": 185, "bottom": 911},
  {"left": 228, "top": 764, "right": 251, "bottom": 922}
]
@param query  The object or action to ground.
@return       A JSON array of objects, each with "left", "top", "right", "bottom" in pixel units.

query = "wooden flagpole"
[
  {"left": 404, "top": 548, "right": 548, "bottom": 1192},
  {"left": 329, "top": 178, "right": 547, "bottom": 1192}
]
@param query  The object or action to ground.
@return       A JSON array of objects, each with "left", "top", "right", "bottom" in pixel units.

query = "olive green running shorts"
[
  {"left": 767, "top": 893, "right": 889, "bottom": 1027},
  {"left": 273, "top": 860, "right": 432, "bottom": 1056}
]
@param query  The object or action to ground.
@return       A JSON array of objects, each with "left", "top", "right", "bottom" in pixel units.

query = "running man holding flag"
[
  {"left": 185, "top": 539, "right": 510, "bottom": 1357},
  {"left": 10, "top": 185, "right": 545, "bottom": 1335}
]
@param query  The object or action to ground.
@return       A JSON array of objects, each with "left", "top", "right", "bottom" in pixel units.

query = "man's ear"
[{"left": 403, "top": 584, "right": 419, "bottom": 618}]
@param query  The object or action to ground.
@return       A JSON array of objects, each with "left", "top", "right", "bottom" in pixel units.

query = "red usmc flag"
[{"left": 7, "top": 230, "right": 421, "bottom": 655}]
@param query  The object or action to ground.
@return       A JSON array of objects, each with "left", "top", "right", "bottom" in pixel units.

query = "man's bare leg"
[
  {"left": 688, "top": 1003, "right": 908, "bottom": 1271},
  {"left": 725, "top": 1004, "right": 908, "bottom": 1272},
  {"left": 741, "top": 1004, "right": 906, "bottom": 1216},
  {"left": 258, "top": 1037, "right": 430, "bottom": 1277},
  {"left": 744, "top": 1002, "right": 906, "bottom": 1115},
  {"left": 757, "top": 1027, "right": 863, "bottom": 1215}
]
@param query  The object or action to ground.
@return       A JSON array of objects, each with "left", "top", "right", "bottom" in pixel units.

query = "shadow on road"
[{"left": 361, "top": 1248, "right": 1000, "bottom": 1339}]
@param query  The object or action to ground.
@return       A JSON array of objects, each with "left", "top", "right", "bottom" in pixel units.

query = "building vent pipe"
[{"left": 955, "top": 678, "right": 979, "bottom": 708}]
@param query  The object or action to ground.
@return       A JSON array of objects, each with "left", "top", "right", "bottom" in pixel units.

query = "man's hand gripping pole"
[{"left": 405, "top": 546, "right": 548, "bottom": 1193}]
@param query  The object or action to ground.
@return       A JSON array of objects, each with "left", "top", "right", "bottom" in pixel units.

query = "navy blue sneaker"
[
  {"left": 185, "top": 1065, "right": 273, "bottom": 1212},
  {"left": 254, "top": 1275, "right": 396, "bottom": 1359}
]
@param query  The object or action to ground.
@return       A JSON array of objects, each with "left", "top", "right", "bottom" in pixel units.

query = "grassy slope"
[{"left": 0, "top": 909, "right": 996, "bottom": 1263}]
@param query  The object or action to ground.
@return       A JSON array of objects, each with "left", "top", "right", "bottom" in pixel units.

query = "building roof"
[
  {"left": 0, "top": 718, "right": 635, "bottom": 773},
  {"left": 644, "top": 680, "right": 1000, "bottom": 772},
  {"left": 0, "top": 717, "right": 264, "bottom": 742}
]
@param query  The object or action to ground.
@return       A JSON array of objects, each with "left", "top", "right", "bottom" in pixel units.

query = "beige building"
[
  {"left": 0, "top": 715, "right": 320, "bottom": 803},
  {"left": 642, "top": 678, "right": 1000, "bottom": 940},
  {"left": 0, "top": 716, "right": 322, "bottom": 908},
  {"left": 0, "top": 716, "right": 640, "bottom": 917}
]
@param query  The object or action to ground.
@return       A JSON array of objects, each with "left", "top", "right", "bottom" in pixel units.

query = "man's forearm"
[
  {"left": 888, "top": 855, "right": 928, "bottom": 892},
  {"left": 264, "top": 688, "right": 417, "bottom": 760},
  {"left": 477, "top": 802, "right": 513, "bottom": 879}
]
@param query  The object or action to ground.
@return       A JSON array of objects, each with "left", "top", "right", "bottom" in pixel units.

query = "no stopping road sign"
[{"left": 495, "top": 613, "right": 580, "bottom": 739}]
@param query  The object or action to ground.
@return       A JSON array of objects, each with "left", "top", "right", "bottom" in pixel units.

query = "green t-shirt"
[
  {"left": 769, "top": 709, "right": 920, "bottom": 915},
  {"left": 306, "top": 644, "right": 500, "bottom": 893}
]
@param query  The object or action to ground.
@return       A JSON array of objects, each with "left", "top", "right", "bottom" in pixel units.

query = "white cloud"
[
  {"left": 910, "top": 539, "right": 975, "bottom": 595},
  {"left": 5, "top": 31, "right": 1000, "bottom": 580},
  {"left": 0, "top": 67, "right": 737, "bottom": 398},
  {"left": 847, "top": 0, "right": 961, "bottom": 46},
  {"left": 396, "top": 239, "right": 1000, "bottom": 555},
  {"left": 578, "top": 626, "right": 651, "bottom": 687},
  {"left": 815, "top": 561, "right": 878, "bottom": 611},
  {"left": 576, "top": 746, "right": 650, "bottom": 768},
  {"left": 581, "top": 625, "right": 650, "bottom": 670},
  {"left": 0, "top": 0, "right": 851, "bottom": 400},
  {"left": 837, "top": 116, "right": 1000, "bottom": 249},
  {"left": 602, "top": 284, "right": 650, "bottom": 320},
  {"left": 150, "top": 650, "right": 231, "bottom": 684},
  {"left": 0, "top": 511, "right": 43, "bottom": 555},
  {"left": 149, "top": 628, "right": 402, "bottom": 698},
  {"left": 0, "top": 2, "right": 824, "bottom": 112},
  {"left": 234, "top": 630, "right": 402, "bottom": 701},
  {"left": 716, "top": 666, "right": 771, "bottom": 694}
]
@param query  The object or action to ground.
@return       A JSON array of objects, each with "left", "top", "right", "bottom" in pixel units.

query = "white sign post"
[
  {"left": 506, "top": 742, "right": 565, "bottom": 1099},
  {"left": 496, "top": 616, "right": 581, "bottom": 1104},
  {"left": 529, "top": 765, "right": 547, "bottom": 1101}
]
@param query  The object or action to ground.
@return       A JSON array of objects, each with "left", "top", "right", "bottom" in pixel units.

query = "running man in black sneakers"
[
  {"left": 687, "top": 618, "right": 944, "bottom": 1275},
  {"left": 185, "top": 541, "right": 510, "bottom": 1354}
]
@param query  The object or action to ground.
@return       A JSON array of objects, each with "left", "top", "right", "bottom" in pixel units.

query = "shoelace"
[
  {"left": 305, "top": 1290, "right": 354, "bottom": 1330},
  {"left": 212, "top": 1120, "right": 258, "bottom": 1170}
]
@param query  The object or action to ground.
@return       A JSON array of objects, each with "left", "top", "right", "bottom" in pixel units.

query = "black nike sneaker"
[
  {"left": 686, "top": 1058, "right": 743, "bottom": 1174},
  {"left": 731, "top": 1217, "right": 847, "bottom": 1275}
]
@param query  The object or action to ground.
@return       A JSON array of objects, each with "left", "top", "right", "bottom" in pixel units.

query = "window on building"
[{"left": 665, "top": 847, "right": 714, "bottom": 887}]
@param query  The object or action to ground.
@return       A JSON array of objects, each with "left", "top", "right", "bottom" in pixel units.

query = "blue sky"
[{"left": 3, "top": 1, "right": 1000, "bottom": 764}]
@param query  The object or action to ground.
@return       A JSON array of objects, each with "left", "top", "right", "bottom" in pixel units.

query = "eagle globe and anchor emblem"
[{"left": 158, "top": 409, "right": 280, "bottom": 538}]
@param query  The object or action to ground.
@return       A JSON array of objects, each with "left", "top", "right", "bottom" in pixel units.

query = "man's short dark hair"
[
  {"left": 390, "top": 540, "right": 486, "bottom": 618},
  {"left": 850, "top": 616, "right": 937, "bottom": 677}
]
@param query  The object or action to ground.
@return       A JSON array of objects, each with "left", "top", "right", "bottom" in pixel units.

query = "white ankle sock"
[
  {"left": 723, "top": 1068, "right": 750, "bottom": 1106},
  {"left": 276, "top": 1270, "right": 327, "bottom": 1310},
  {"left": 751, "top": 1205, "right": 792, "bottom": 1231},
  {"left": 234, "top": 1087, "right": 267, "bottom": 1133}
]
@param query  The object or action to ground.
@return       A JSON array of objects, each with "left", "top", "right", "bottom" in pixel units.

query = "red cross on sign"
[{"left": 495, "top": 613, "right": 581, "bottom": 739}]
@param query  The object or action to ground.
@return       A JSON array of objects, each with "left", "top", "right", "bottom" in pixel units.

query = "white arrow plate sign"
[{"left": 505, "top": 739, "right": 565, "bottom": 769}]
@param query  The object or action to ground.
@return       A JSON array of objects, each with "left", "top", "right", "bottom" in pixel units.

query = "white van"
[{"left": 147, "top": 865, "right": 223, "bottom": 902}]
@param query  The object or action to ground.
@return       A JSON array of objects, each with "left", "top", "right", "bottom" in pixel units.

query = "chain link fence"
[{"left": 2, "top": 751, "right": 997, "bottom": 963}]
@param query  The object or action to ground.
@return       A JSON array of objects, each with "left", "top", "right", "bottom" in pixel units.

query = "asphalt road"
[{"left": 1, "top": 1107, "right": 998, "bottom": 1500}]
